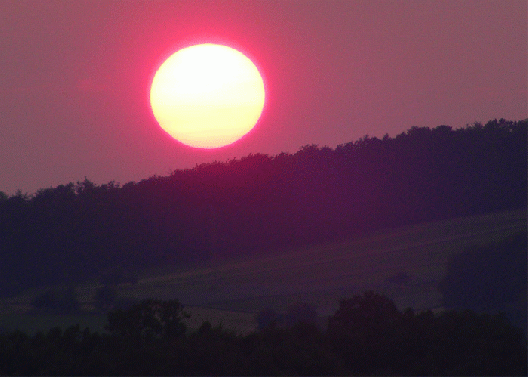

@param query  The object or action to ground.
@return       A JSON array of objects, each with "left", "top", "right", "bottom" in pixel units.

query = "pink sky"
[{"left": 1, "top": 0, "right": 526, "bottom": 194}]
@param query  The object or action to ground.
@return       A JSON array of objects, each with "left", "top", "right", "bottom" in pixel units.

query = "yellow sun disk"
[{"left": 150, "top": 44, "right": 265, "bottom": 149}]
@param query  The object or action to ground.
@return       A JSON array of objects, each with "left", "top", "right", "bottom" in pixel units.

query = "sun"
[{"left": 150, "top": 43, "right": 265, "bottom": 149}]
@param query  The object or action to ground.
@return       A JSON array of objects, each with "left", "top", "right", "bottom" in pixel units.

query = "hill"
[
  {"left": 1, "top": 208, "right": 525, "bottom": 336},
  {"left": 0, "top": 119, "right": 525, "bottom": 298},
  {"left": 119, "top": 208, "right": 526, "bottom": 314}
]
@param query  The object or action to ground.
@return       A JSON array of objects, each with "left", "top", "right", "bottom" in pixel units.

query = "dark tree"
[
  {"left": 439, "top": 231, "right": 527, "bottom": 333},
  {"left": 105, "top": 299, "right": 189, "bottom": 341},
  {"left": 327, "top": 291, "right": 527, "bottom": 375},
  {"left": 327, "top": 291, "right": 403, "bottom": 374}
]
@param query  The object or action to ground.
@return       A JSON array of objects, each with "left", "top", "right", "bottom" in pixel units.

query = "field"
[{"left": 1, "top": 209, "right": 525, "bottom": 335}]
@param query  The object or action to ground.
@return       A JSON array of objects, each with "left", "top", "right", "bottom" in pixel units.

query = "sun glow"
[{"left": 150, "top": 44, "right": 265, "bottom": 149}]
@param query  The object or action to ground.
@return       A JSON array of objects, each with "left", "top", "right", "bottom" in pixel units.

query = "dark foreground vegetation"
[
  {"left": 0, "top": 292, "right": 526, "bottom": 376},
  {"left": 0, "top": 119, "right": 526, "bottom": 297}
]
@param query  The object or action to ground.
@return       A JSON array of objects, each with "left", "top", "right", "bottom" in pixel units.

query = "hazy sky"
[{"left": 1, "top": 0, "right": 526, "bottom": 195}]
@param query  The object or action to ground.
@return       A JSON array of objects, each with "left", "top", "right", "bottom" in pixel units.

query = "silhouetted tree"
[
  {"left": 105, "top": 299, "right": 188, "bottom": 341},
  {"left": 439, "top": 231, "right": 527, "bottom": 333},
  {"left": 327, "top": 291, "right": 403, "bottom": 374},
  {"left": 327, "top": 291, "right": 527, "bottom": 375}
]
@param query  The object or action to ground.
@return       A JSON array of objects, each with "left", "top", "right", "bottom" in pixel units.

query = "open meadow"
[
  {"left": 1, "top": 208, "right": 525, "bottom": 336},
  {"left": 130, "top": 209, "right": 525, "bottom": 314}
]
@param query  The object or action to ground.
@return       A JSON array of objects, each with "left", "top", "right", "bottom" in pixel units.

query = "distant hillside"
[
  {"left": 0, "top": 118, "right": 526, "bottom": 297},
  {"left": 1, "top": 209, "right": 524, "bottom": 337},
  {"left": 117, "top": 208, "right": 526, "bottom": 314}
]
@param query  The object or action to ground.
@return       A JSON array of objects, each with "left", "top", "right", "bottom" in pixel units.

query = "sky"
[{"left": 1, "top": 0, "right": 526, "bottom": 195}]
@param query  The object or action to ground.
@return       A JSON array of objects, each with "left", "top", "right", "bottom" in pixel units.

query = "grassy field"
[
  {"left": 122, "top": 208, "right": 526, "bottom": 315},
  {"left": 0, "top": 313, "right": 108, "bottom": 335},
  {"left": 0, "top": 309, "right": 257, "bottom": 336},
  {"left": 1, "top": 209, "right": 525, "bottom": 335}
]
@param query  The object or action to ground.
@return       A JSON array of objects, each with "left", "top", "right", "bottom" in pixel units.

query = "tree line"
[
  {"left": 0, "top": 292, "right": 526, "bottom": 375},
  {"left": 0, "top": 118, "right": 526, "bottom": 296}
]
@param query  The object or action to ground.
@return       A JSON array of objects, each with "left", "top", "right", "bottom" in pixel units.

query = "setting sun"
[{"left": 150, "top": 43, "right": 265, "bottom": 149}]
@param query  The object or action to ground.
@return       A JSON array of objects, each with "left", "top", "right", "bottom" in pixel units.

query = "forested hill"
[{"left": 1, "top": 119, "right": 526, "bottom": 297}]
